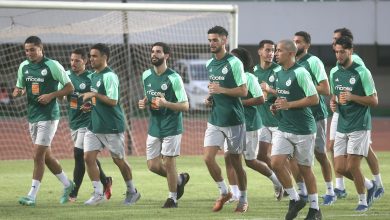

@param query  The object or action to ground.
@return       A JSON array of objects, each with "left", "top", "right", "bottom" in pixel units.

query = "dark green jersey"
[
  {"left": 142, "top": 68, "right": 188, "bottom": 138},
  {"left": 243, "top": 72, "right": 263, "bottom": 131},
  {"left": 206, "top": 53, "right": 246, "bottom": 127},
  {"left": 88, "top": 67, "right": 125, "bottom": 134},
  {"left": 64, "top": 70, "right": 92, "bottom": 130},
  {"left": 253, "top": 63, "right": 281, "bottom": 127},
  {"left": 297, "top": 53, "right": 329, "bottom": 121},
  {"left": 330, "top": 62, "right": 376, "bottom": 133},
  {"left": 16, "top": 57, "right": 71, "bottom": 123},
  {"left": 275, "top": 63, "right": 317, "bottom": 135}
]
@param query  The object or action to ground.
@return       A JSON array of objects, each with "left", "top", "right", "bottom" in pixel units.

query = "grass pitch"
[{"left": 0, "top": 153, "right": 389, "bottom": 220}]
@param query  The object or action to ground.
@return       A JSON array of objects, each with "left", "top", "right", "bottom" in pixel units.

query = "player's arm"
[
  {"left": 83, "top": 92, "right": 117, "bottom": 106},
  {"left": 242, "top": 96, "right": 264, "bottom": 106},
  {"left": 311, "top": 58, "right": 330, "bottom": 96},
  {"left": 13, "top": 63, "right": 27, "bottom": 97},
  {"left": 209, "top": 82, "right": 247, "bottom": 97},
  {"left": 316, "top": 79, "right": 330, "bottom": 96},
  {"left": 242, "top": 74, "right": 264, "bottom": 106},
  {"left": 157, "top": 73, "right": 189, "bottom": 112},
  {"left": 344, "top": 92, "right": 378, "bottom": 107},
  {"left": 344, "top": 67, "right": 378, "bottom": 107}
]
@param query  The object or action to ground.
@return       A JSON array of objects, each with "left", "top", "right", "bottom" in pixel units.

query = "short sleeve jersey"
[
  {"left": 275, "top": 63, "right": 317, "bottom": 135},
  {"left": 64, "top": 70, "right": 92, "bottom": 130},
  {"left": 16, "top": 57, "right": 71, "bottom": 123},
  {"left": 330, "top": 62, "right": 376, "bottom": 133},
  {"left": 142, "top": 68, "right": 188, "bottom": 138},
  {"left": 243, "top": 72, "right": 263, "bottom": 131},
  {"left": 88, "top": 67, "right": 125, "bottom": 134},
  {"left": 206, "top": 53, "right": 247, "bottom": 127},
  {"left": 253, "top": 63, "right": 281, "bottom": 127},
  {"left": 297, "top": 53, "right": 329, "bottom": 121}
]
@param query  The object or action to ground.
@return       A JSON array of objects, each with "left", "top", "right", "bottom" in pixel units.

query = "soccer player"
[
  {"left": 253, "top": 40, "right": 280, "bottom": 170},
  {"left": 81, "top": 43, "right": 140, "bottom": 206},
  {"left": 293, "top": 31, "right": 335, "bottom": 205},
  {"left": 13, "top": 36, "right": 75, "bottom": 206},
  {"left": 203, "top": 26, "right": 248, "bottom": 213},
  {"left": 271, "top": 40, "right": 322, "bottom": 220},
  {"left": 224, "top": 47, "right": 283, "bottom": 202},
  {"left": 138, "top": 42, "right": 190, "bottom": 208},
  {"left": 329, "top": 28, "right": 384, "bottom": 200},
  {"left": 60, "top": 48, "right": 112, "bottom": 202},
  {"left": 330, "top": 36, "right": 378, "bottom": 212}
]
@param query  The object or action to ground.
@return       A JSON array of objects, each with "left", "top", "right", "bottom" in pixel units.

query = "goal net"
[{"left": 0, "top": 1, "right": 237, "bottom": 159}]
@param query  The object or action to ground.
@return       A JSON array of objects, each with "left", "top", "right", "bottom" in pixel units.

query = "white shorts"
[
  {"left": 243, "top": 130, "right": 260, "bottom": 160},
  {"left": 204, "top": 123, "right": 246, "bottom": 154},
  {"left": 271, "top": 130, "right": 316, "bottom": 166},
  {"left": 71, "top": 127, "right": 88, "bottom": 149},
  {"left": 146, "top": 134, "right": 182, "bottom": 160},
  {"left": 314, "top": 119, "right": 327, "bottom": 153},
  {"left": 334, "top": 130, "right": 370, "bottom": 157},
  {"left": 329, "top": 112, "right": 339, "bottom": 141},
  {"left": 259, "top": 126, "right": 278, "bottom": 143},
  {"left": 29, "top": 120, "right": 59, "bottom": 146},
  {"left": 84, "top": 130, "right": 125, "bottom": 159}
]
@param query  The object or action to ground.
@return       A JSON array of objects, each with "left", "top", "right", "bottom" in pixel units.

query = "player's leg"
[
  {"left": 289, "top": 158, "right": 307, "bottom": 199},
  {"left": 69, "top": 128, "right": 85, "bottom": 201},
  {"left": 162, "top": 156, "right": 178, "bottom": 208},
  {"left": 257, "top": 127, "right": 273, "bottom": 168},
  {"left": 365, "top": 141, "right": 385, "bottom": 199},
  {"left": 203, "top": 123, "right": 231, "bottom": 211},
  {"left": 224, "top": 152, "right": 240, "bottom": 202},
  {"left": 146, "top": 135, "right": 166, "bottom": 176}
]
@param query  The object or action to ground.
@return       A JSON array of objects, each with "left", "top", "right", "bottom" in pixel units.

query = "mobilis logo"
[
  {"left": 26, "top": 76, "right": 44, "bottom": 82},
  {"left": 146, "top": 90, "right": 165, "bottom": 97},
  {"left": 277, "top": 89, "right": 290, "bottom": 95},
  {"left": 335, "top": 85, "right": 352, "bottom": 91},
  {"left": 209, "top": 75, "right": 225, "bottom": 81}
]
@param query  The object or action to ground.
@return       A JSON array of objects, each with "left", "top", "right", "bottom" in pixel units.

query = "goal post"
[{"left": 0, "top": 1, "right": 238, "bottom": 159}]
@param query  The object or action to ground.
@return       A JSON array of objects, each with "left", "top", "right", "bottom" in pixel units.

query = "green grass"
[{"left": 0, "top": 153, "right": 389, "bottom": 220}]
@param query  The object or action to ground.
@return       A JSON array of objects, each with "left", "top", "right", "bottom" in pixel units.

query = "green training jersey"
[
  {"left": 142, "top": 68, "right": 188, "bottom": 138},
  {"left": 242, "top": 72, "right": 263, "bottom": 131},
  {"left": 253, "top": 63, "right": 281, "bottom": 127},
  {"left": 63, "top": 70, "right": 92, "bottom": 130},
  {"left": 330, "top": 62, "right": 376, "bottom": 133},
  {"left": 16, "top": 57, "right": 71, "bottom": 123},
  {"left": 275, "top": 63, "right": 317, "bottom": 135},
  {"left": 206, "top": 53, "right": 246, "bottom": 127},
  {"left": 297, "top": 53, "right": 329, "bottom": 121},
  {"left": 88, "top": 67, "right": 125, "bottom": 134}
]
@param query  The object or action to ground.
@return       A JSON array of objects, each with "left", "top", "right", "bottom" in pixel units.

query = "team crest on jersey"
[
  {"left": 349, "top": 77, "right": 356, "bottom": 85},
  {"left": 269, "top": 75, "right": 275, "bottom": 83},
  {"left": 41, "top": 69, "right": 47, "bottom": 76},
  {"left": 335, "top": 78, "right": 339, "bottom": 82},
  {"left": 161, "top": 83, "right": 168, "bottom": 90},
  {"left": 147, "top": 83, "right": 152, "bottom": 87},
  {"left": 79, "top": 83, "right": 86, "bottom": 90},
  {"left": 24, "top": 70, "right": 29, "bottom": 74},
  {"left": 222, "top": 66, "right": 228, "bottom": 75},
  {"left": 209, "top": 68, "right": 212, "bottom": 72},
  {"left": 96, "top": 80, "right": 101, "bottom": 87},
  {"left": 286, "top": 78, "right": 291, "bottom": 86}
]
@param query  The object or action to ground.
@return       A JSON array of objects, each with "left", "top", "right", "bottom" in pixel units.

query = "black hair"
[
  {"left": 334, "top": 28, "right": 354, "bottom": 41},
  {"left": 72, "top": 48, "right": 88, "bottom": 60},
  {"left": 152, "top": 42, "right": 170, "bottom": 54},
  {"left": 231, "top": 47, "right": 253, "bottom": 72},
  {"left": 90, "top": 43, "right": 110, "bottom": 62},
  {"left": 258, "top": 40, "right": 275, "bottom": 49},
  {"left": 335, "top": 36, "right": 353, "bottom": 49},
  {"left": 295, "top": 31, "right": 311, "bottom": 44},
  {"left": 207, "top": 26, "right": 228, "bottom": 37}
]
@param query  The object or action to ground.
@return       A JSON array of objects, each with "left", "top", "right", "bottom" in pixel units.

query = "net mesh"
[{"left": 0, "top": 7, "right": 233, "bottom": 160}]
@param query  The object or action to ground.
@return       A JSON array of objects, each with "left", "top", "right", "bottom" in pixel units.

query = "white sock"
[
  {"left": 285, "top": 187, "right": 299, "bottom": 201},
  {"left": 55, "top": 171, "right": 70, "bottom": 187},
  {"left": 358, "top": 194, "right": 367, "bottom": 206},
  {"left": 373, "top": 174, "right": 383, "bottom": 188},
  {"left": 92, "top": 181, "right": 103, "bottom": 195},
  {"left": 229, "top": 185, "right": 240, "bottom": 198},
  {"left": 27, "top": 179, "right": 41, "bottom": 199},
  {"left": 268, "top": 172, "right": 282, "bottom": 187},
  {"left": 216, "top": 181, "right": 228, "bottom": 195},
  {"left": 239, "top": 190, "right": 247, "bottom": 203},
  {"left": 325, "top": 182, "right": 335, "bottom": 196},
  {"left": 308, "top": 193, "right": 319, "bottom": 210},
  {"left": 169, "top": 192, "right": 177, "bottom": 202},
  {"left": 364, "top": 178, "right": 374, "bottom": 190},
  {"left": 126, "top": 180, "right": 136, "bottom": 193},
  {"left": 297, "top": 182, "right": 307, "bottom": 196},
  {"left": 335, "top": 177, "right": 345, "bottom": 190}
]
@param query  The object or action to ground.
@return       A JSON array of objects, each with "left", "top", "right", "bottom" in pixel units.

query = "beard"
[
  {"left": 151, "top": 57, "right": 164, "bottom": 67},
  {"left": 296, "top": 48, "right": 304, "bottom": 57},
  {"left": 210, "top": 46, "right": 222, "bottom": 54}
]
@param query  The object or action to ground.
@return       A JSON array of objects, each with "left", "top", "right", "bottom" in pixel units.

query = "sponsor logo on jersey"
[
  {"left": 161, "top": 83, "right": 168, "bottom": 90},
  {"left": 146, "top": 89, "right": 165, "bottom": 97},
  {"left": 286, "top": 78, "right": 291, "bottom": 86},
  {"left": 335, "top": 85, "right": 352, "bottom": 91},
  {"left": 269, "top": 75, "right": 275, "bottom": 83},
  {"left": 349, "top": 77, "right": 356, "bottom": 85},
  {"left": 277, "top": 89, "right": 290, "bottom": 95},
  {"left": 96, "top": 80, "right": 101, "bottom": 87},
  {"left": 79, "top": 83, "right": 86, "bottom": 90},
  {"left": 41, "top": 69, "right": 47, "bottom": 76},
  {"left": 209, "top": 75, "right": 225, "bottom": 81},
  {"left": 222, "top": 65, "right": 228, "bottom": 75},
  {"left": 26, "top": 76, "right": 44, "bottom": 82}
]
